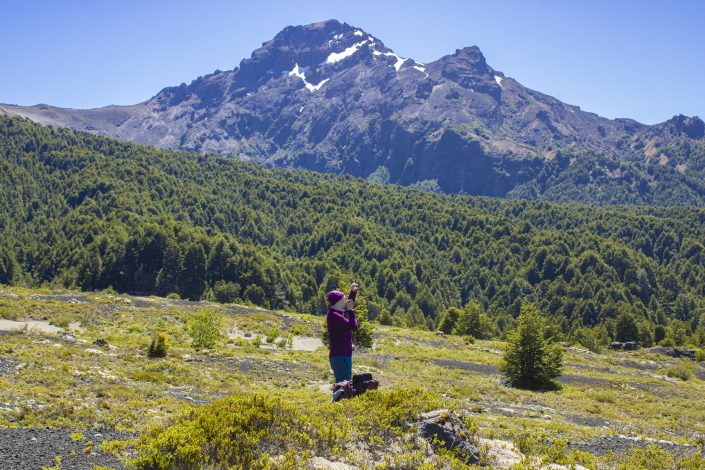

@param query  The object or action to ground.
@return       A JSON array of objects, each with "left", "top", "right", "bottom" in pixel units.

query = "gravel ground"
[
  {"left": 572, "top": 434, "right": 699, "bottom": 457},
  {"left": 0, "top": 428, "right": 133, "bottom": 469},
  {"left": 0, "top": 356, "right": 19, "bottom": 375}
]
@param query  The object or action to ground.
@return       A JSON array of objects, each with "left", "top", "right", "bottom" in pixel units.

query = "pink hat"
[{"left": 327, "top": 290, "right": 345, "bottom": 305}]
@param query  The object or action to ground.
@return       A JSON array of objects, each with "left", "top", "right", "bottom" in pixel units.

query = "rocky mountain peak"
[
  {"left": 667, "top": 114, "right": 704, "bottom": 139},
  {"left": 236, "top": 20, "right": 385, "bottom": 90}
]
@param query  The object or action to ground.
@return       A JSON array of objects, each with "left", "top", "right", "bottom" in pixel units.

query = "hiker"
[{"left": 327, "top": 283, "right": 359, "bottom": 390}]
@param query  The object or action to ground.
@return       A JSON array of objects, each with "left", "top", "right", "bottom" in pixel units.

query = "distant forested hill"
[{"left": 2, "top": 116, "right": 705, "bottom": 345}]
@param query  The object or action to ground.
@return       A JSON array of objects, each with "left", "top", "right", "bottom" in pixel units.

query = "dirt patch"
[
  {"left": 291, "top": 336, "right": 323, "bottom": 352},
  {"left": 0, "top": 319, "right": 63, "bottom": 334},
  {"left": 556, "top": 374, "right": 610, "bottom": 386},
  {"left": 432, "top": 358, "right": 498, "bottom": 375},
  {"left": 195, "top": 355, "right": 321, "bottom": 381}
]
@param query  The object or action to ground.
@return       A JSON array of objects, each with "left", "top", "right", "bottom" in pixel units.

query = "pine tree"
[{"left": 499, "top": 303, "right": 563, "bottom": 389}]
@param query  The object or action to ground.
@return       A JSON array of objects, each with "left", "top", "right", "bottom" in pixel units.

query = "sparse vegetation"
[{"left": 0, "top": 287, "right": 704, "bottom": 467}]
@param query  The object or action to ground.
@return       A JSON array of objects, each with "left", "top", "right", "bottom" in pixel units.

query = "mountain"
[{"left": 2, "top": 19, "right": 704, "bottom": 201}]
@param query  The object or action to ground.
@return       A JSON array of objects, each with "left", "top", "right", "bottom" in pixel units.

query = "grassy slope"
[{"left": 1, "top": 286, "right": 704, "bottom": 469}]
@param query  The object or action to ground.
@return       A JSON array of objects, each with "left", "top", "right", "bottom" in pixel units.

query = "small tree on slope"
[{"left": 499, "top": 303, "right": 564, "bottom": 389}]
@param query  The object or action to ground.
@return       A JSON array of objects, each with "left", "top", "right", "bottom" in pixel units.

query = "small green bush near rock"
[
  {"left": 166, "top": 293, "right": 181, "bottom": 300},
  {"left": 148, "top": 332, "right": 169, "bottom": 358}
]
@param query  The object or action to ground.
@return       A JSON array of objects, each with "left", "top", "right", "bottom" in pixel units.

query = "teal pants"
[{"left": 329, "top": 355, "right": 352, "bottom": 383}]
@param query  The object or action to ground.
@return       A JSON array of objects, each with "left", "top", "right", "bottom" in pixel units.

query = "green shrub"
[
  {"left": 696, "top": 349, "right": 705, "bottom": 362},
  {"left": 353, "top": 309, "right": 374, "bottom": 349},
  {"left": 129, "top": 389, "right": 443, "bottom": 470},
  {"left": 148, "top": 332, "right": 169, "bottom": 358},
  {"left": 265, "top": 327, "right": 280, "bottom": 343},
  {"left": 166, "top": 293, "right": 181, "bottom": 300},
  {"left": 665, "top": 366, "right": 691, "bottom": 381},
  {"left": 189, "top": 308, "right": 223, "bottom": 349},
  {"left": 659, "top": 337, "right": 676, "bottom": 347},
  {"left": 252, "top": 336, "right": 262, "bottom": 348},
  {"left": 377, "top": 310, "right": 392, "bottom": 325},
  {"left": 499, "top": 303, "right": 564, "bottom": 389},
  {"left": 438, "top": 307, "right": 461, "bottom": 335}
]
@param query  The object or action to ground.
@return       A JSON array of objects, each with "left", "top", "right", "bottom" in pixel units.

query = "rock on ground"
[{"left": 417, "top": 409, "right": 480, "bottom": 465}]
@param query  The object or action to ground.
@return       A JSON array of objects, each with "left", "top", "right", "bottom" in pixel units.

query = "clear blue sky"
[{"left": 1, "top": 0, "right": 703, "bottom": 124}]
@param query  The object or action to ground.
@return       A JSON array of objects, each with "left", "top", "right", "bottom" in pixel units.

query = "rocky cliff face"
[{"left": 2, "top": 19, "right": 703, "bottom": 199}]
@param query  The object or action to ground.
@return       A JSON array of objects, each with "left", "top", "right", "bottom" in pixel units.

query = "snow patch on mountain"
[
  {"left": 287, "top": 64, "right": 310, "bottom": 78},
  {"left": 372, "top": 50, "right": 405, "bottom": 71},
  {"left": 287, "top": 63, "right": 328, "bottom": 92},
  {"left": 326, "top": 41, "right": 369, "bottom": 64},
  {"left": 494, "top": 76, "right": 504, "bottom": 87},
  {"left": 373, "top": 49, "right": 427, "bottom": 76}
]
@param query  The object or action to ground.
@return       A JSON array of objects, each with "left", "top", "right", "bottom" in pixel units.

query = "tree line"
[{"left": 2, "top": 116, "right": 705, "bottom": 348}]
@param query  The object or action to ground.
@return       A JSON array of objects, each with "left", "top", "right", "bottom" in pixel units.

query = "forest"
[{"left": 2, "top": 115, "right": 705, "bottom": 349}]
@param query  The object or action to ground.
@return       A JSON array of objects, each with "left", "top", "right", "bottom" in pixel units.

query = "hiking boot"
[{"left": 332, "top": 388, "right": 346, "bottom": 402}]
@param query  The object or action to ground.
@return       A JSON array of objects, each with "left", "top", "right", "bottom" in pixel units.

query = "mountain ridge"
[{"left": 2, "top": 19, "right": 703, "bottom": 201}]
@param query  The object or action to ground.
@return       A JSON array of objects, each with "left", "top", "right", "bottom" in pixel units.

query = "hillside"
[
  {"left": 0, "top": 287, "right": 704, "bottom": 468},
  {"left": 2, "top": 20, "right": 704, "bottom": 203},
  {"left": 3, "top": 116, "right": 705, "bottom": 349}
]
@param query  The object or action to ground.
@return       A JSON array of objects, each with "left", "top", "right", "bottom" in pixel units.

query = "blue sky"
[{"left": 1, "top": 0, "right": 703, "bottom": 124}]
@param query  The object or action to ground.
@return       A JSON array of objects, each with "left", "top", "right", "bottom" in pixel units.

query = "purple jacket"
[{"left": 327, "top": 292, "right": 358, "bottom": 357}]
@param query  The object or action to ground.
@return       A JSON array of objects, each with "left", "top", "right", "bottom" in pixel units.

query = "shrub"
[
  {"left": 696, "top": 349, "right": 705, "bottom": 362},
  {"left": 166, "top": 293, "right": 181, "bottom": 300},
  {"left": 188, "top": 308, "right": 223, "bottom": 349},
  {"left": 148, "top": 332, "right": 169, "bottom": 358},
  {"left": 665, "top": 366, "right": 691, "bottom": 381},
  {"left": 438, "top": 307, "right": 461, "bottom": 335},
  {"left": 499, "top": 303, "right": 564, "bottom": 389},
  {"left": 659, "top": 337, "right": 675, "bottom": 347},
  {"left": 377, "top": 310, "right": 393, "bottom": 325},
  {"left": 213, "top": 281, "right": 240, "bottom": 304},
  {"left": 265, "top": 327, "right": 280, "bottom": 343},
  {"left": 353, "top": 309, "right": 374, "bottom": 349},
  {"left": 129, "top": 389, "right": 443, "bottom": 470},
  {"left": 453, "top": 302, "right": 488, "bottom": 339}
]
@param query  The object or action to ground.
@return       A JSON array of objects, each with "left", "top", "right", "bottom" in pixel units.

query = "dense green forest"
[{"left": 2, "top": 116, "right": 705, "bottom": 348}]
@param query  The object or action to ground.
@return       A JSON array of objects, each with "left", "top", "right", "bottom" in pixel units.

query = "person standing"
[{"left": 327, "top": 283, "right": 359, "bottom": 398}]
